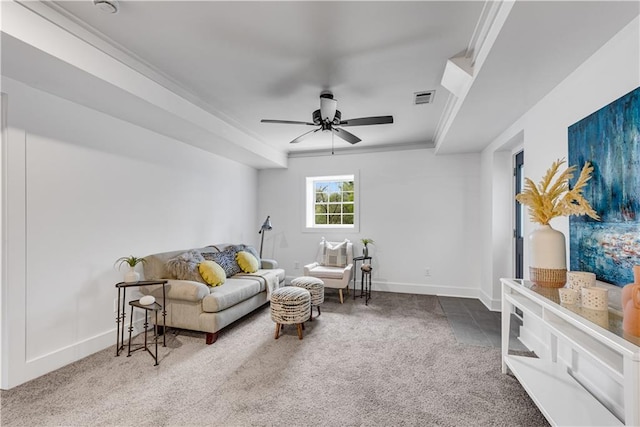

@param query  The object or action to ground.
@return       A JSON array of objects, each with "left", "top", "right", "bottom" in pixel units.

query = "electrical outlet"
[
  {"left": 425, "top": 268, "right": 431, "bottom": 277},
  {"left": 113, "top": 298, "right": 118, "bottom": 313},
  {"left": 294, "top": 261, "right": 300, "bottom": 269}
]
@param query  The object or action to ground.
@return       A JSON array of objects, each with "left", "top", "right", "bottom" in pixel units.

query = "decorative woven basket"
[{"left": 530, "top": 267, "right": 567, "bottom": 288}]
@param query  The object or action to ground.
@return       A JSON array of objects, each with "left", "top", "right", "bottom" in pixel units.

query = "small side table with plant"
[{"left": 114, "top": 254, "right": 168, "bottom": 360}]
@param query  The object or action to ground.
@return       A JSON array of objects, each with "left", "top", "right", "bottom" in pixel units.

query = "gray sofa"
[{"left": 140, "top": 244, "right": 285, "bottom": 344}]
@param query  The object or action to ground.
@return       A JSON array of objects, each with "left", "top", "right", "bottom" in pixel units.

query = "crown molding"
[{"left": 433, "top": 0, "right": 515, "bottom": 154}]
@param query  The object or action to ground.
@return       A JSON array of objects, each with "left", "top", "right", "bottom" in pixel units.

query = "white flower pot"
[
  {"left": 124, "top": 267, "right": 140, "bottom": 284},
  {"left": 529, "top": 224, "right": 567, "bottom": 287}
]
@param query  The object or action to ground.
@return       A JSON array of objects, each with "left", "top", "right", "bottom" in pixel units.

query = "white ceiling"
[{"left": 4, "top": 1, "right": 639, "bottom": 164}]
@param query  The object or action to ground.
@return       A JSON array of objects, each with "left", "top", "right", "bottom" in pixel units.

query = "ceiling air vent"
[{"left": 414, "top": 90, "right": 435, "bottom": 105}]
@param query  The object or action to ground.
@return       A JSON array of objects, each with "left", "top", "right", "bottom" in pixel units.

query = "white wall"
[
  {"left": 481, "top": 16, "right": 640, "bottom": 287},
  {"left": 1, "top": 77, "right": 259, "bottom": 389},
  {"left": 258, "top": 149, "right": 482, "bottom": 298}
]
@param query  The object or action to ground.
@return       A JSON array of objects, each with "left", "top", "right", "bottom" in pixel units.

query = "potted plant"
[
  {"left": 114, "top": 255, "right": 146, "bottom": 284},
  {"left": 361, "top": 238, "right": 374, "bottom": 258},
  {"left": 515, "top": 158, "right": 599, "bottom": 287}
]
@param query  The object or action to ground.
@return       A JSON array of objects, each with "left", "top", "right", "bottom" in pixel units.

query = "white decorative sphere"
[{"left": 139, "top": 295, "right": 155, "bottom": 305}]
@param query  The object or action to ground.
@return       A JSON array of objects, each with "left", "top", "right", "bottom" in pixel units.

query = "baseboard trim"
[
  {"left": 372, "top": 281, "right": 480, "bottom": 299},
  {"left": 285, "top": 276, "right": 482, "bottom": 300},
  {"left": 479, "top": 289, "right": 501, "bottom": 312}
]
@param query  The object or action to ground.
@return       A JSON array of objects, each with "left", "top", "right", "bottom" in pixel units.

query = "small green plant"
[
  {"left": 114, "top": 255, "right": 146, "bottom": 270},
  {"left": 361, "top": 238, "right": 375, "bottom": 247}
]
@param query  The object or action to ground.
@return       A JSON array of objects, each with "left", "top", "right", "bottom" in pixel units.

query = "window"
[{"left": 305, "top": 174, "right": 358, "bottom": 230}]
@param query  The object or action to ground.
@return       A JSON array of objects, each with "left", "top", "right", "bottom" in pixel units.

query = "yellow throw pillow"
[
  {"left": 236, "top": 250, "right": 259, "bottom": 273},
  {"left": 198, "top": 261, "right": 226, "bottom": 287}
]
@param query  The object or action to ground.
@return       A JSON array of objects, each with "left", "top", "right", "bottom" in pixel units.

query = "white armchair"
[{"left": 303, "top": 239, "right": 354, "bottom": 304}]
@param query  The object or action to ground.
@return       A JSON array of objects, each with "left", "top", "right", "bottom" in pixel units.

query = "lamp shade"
[
  {"left": 258, "top": 216, "right": 272, "bottom": 258},
  {"left": 320, "top": 97, "right": 337, "bottom": 122},
  {"left": 259, "top": 216, "right": 272, "bottom": 233}
]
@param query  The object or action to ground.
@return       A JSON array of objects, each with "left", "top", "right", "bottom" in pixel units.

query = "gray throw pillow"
[
  {"left": 166, "top": 250, "right": 206, "bottom": 283},
  {"left": 230, "top": 244, "right": 261, "bottom": 267}
]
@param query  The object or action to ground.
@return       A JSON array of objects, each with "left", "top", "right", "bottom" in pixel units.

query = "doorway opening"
[{"left": 514, "top": 150, "right": 524, "bottom": 279}]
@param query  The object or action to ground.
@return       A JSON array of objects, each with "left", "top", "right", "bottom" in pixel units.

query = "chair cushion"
[
  {"left": 322, "top": 241, "right": 348, "bottom": 267},
  {"left": 307, "top": 265, "right": 349, "bottom": 279}
]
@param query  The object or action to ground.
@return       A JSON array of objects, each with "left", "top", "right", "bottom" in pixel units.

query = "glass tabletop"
[{"left": 517, "top": 279, "right": 640, "bottom": 347}]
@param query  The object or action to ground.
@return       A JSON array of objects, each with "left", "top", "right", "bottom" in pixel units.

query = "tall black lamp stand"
[{"left": 258, "top": 215, "right": 272, "bottom": 258}]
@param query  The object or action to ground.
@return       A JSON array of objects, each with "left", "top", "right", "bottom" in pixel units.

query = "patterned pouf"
[
  {"left": 290, "top": 276, "right": 325, "bottom": 321},
  {"left": 270, "top": 286, "right": 311, "bottom": 340}
]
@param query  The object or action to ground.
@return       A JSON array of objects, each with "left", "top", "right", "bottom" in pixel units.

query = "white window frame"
[{"left": 304, "top": 173, "right": 359, "bottom": 233}]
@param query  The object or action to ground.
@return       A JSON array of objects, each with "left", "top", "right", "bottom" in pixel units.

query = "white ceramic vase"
[
  {"left": 124, "top": 267, "right": 140, "bottom": 284},
  {"left": 529, "top": 224, "right": 567, "bottom": 287},
  {"left": 529, "top": 224, "right": 566, "bottom": 269}
]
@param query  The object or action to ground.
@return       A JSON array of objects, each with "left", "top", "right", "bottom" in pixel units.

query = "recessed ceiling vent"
[
  {"left": 94, "top": 0, "right": 119, "bottom": 14},
  {"left": 414, "top": 90, "right": 435, "bottom": 105}
]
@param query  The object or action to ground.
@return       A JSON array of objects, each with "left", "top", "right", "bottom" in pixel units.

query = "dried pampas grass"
[{"left": 516, "top": 158, "right": 600, "bottom": 225}]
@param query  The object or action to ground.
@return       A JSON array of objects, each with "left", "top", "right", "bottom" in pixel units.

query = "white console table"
[{"left": 501, "top": 278, "right": 640, "bottom": 427}]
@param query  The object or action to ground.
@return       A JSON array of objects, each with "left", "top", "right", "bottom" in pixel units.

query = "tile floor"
[{"left": 439, "top": 296, "right": 529, "bottom": 352}]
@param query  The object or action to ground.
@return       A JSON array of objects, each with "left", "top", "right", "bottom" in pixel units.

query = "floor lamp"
[{"left": 258, "top": 216, "right": 272, "bottom": 258}]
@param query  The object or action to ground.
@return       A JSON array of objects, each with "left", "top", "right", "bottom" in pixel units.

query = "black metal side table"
[
  {"left": 127, "top": 299, "right": 162, "bottom": 366},
  {"left": 352, "top": 256, "right": 372, "bottom": 301},
  {"left": 115, "top": 280, "right": 167, "bottom": 357},
  {"left": 361, "top": 265, "right": 373, "bottom": 305}
]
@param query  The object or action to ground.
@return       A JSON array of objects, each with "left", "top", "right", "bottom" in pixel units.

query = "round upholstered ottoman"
[
  {"left": 290, "top": 276, "right": 325, "bottom": 321},
  {"left": 270, "top": 287, "right": 311, "bottom": 340}
]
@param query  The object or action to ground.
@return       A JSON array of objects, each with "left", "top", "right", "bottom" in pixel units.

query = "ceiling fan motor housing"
[
  {"left": 319, "top": 92, "right": 338, "bottom": 123},
  {"left": 313, "top": 109, "right": 341, "bottom": 127}
]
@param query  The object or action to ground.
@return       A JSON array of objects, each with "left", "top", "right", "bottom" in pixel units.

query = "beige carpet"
[{"left": 0, "top": 292, "right": 548, "bottom": 426}]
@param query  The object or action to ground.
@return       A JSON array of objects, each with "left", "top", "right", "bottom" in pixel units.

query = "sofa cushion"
[
  {"left": 236, "top": 251, "right": 259, "bottom": 273},
  {"left": 198, "top": 261, "right": 226, "bottom": 287},
  {"left": 166, "top": 250, "right": 206, "bottom": 283},
  {"left": 202, "top": 278, "right": 262, "bottom": 313},
  {"left": 139, "top": 280, "right": 210, "bottom": 302},
  {"left": 202, "top": 247, "right": 242, "bottom": 277}
]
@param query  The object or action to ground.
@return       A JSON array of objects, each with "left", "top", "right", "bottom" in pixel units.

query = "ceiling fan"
[{"left": 261, "top": 91, "right": 393, "bottom": 145}]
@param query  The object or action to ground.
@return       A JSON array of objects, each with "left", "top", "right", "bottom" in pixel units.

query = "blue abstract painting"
[{"left": 568, "top": 86, "right": 640, "bottom": 286}]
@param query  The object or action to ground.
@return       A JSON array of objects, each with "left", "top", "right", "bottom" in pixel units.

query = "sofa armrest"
[
  {"left": 139, "top": 279, "right": 209, "bottom": 302},
  {"left": 261, "top": 258, "right": 278, "bottom": 269},
  {"left": 303, "top": 262, "right": 319, "bottom": 275}
]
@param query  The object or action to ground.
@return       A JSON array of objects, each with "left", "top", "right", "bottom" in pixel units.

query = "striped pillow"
[
  {"left": 323, "top": 241, "right": 348, "bottom": 267},
  {"left": 202, "top": 247, "right": 242, "bottom": 277}
]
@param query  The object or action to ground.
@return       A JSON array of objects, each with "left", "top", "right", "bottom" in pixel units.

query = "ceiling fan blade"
[
  {"left": 339, "top": 116, "right": 394, "bottom": 127},
  {"left": 332, "top": 127, "right": 361, "bottom": 144},
  {"left": 261, "top": 119, "right": 315, "bottom": 126},
  {"left": 290, "top": 128, "right": 320, "bottom": 144}
]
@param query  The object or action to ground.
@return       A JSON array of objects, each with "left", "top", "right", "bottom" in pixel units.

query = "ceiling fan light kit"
[{"left": 261, "top": 91, "right": 393, "bottom": 146}]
